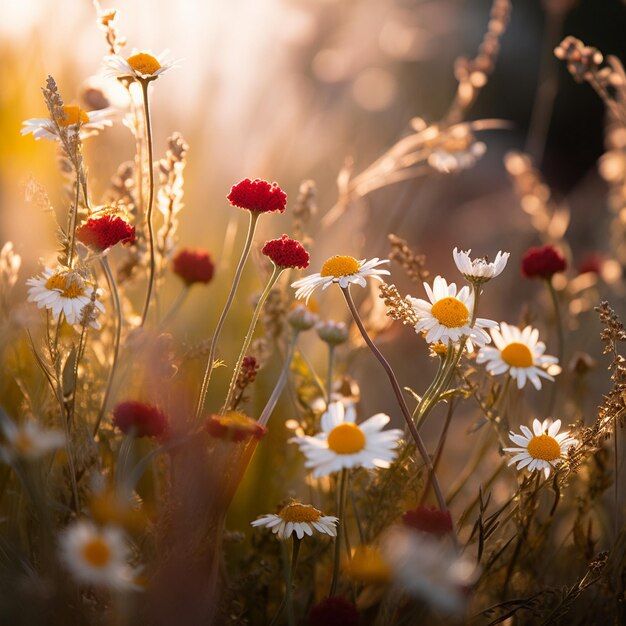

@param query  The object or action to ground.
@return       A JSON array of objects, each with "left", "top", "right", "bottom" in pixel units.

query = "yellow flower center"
[
  {"left": 327, "top": 423, "right": 366, "bottom": 454},
  {"left": 320, "top": 255, "right": 360, "bottom": 278},
  {"left": 279, "top": 503, "right": 322, "bottom": 523},
  {"left": 81, "top": 537, "right": 112, "bottom": 568},
  {"left": 59, "top": 105, "right": 89, "bottom": 127},
  {"left": 45, "top": 273, "right": 85, "bottom": 299},
  {"left": 127, "top": 53, "right": 161, "bottom": 75},
  {"left": 431, "top": 297, "right": 469, "bottom": 328},
  {"left": 527, "top": 434, "right": 561, "bottom": 461},
  {"left": 501, "top": 342, "right": 534, "bottom": 368},
  {"left": 344, "top": 545, "right": 392, "bottom": 584}
]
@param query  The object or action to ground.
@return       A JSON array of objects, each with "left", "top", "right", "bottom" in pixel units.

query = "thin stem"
[
  {"left": 329, "top": 468, "right": 348, "bottom": 597},
  {"left": 270, "top": 537, "right": 301, "bottom": 626},
  {"left": 67, "top": 175, "right": 81, "bottom": 268},
  {"left": 525, "top": 9, "right": 564, "bottom": 163},
  {"left": 159, "top": 284, "right": 190, "bottom": 329},
  {"left": 421, "top": 398, "right": 456, "bottom": 506},
  {"left": 258, "top": 330, "right": 299, "bottom": 428},
  {"left": 195, "top": 211, "right": 259, "bottom": 420},
  {"left": 614, "top": 413, "right": 620, "bottom": 536},
  {"left": 341, "top": 287, "right": 453, "bottom": 542},
  {"left": 94, "top": 257, "right": 123, "bottom": 438},
  {"left": 139, "top": 79, "right": 156, "bottom": 327},
  {"left": 67, "top": 323, "right": 87, "bottom": 430},
  {"left": 222, "top": 265, "right": 283, "bottom": 413},
  {"left": 416, "top": 284, "right": 481, "bottom": 430}
]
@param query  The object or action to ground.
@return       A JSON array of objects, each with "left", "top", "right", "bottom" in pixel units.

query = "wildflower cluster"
[{"left": 1, "top": 4, "right": 624, "bottom": 626}]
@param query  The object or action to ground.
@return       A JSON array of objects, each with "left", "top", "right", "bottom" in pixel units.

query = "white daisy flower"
[
  {"left": 290, "top": 401, "right": 403, "bottom": 478},
  {"left": 503, "top": 418, "right": 578, "bottom": 478},
  {"left": 407, "top": 275, "right": 497, "bottom": 348},
  {"left": 291, "top": 255, "right": 390, "bottom": 304},
  {"left": 59, "top": 521, "right": 135, "bottom": 589},
  {"left": 102, "top": 50, "right": 178, "bottom": 81},
  {"left": 453, "top": 248, "right": 509, "bottom": 283},
  {"left": 26, "top": 267, "right": 105, "bottom": 328},
  {"left": 0, "top": 419, "right": 65, "bottom": 463},
  {"left": 21, "top": 105, "right": 114, "bottom": 141},
  {"left": 476, "top": 322, "right": 559, "bottom": 390},
  {"left": 251, "top": 501, "right": 338, "bottom": 540},
  {"left": 382, "top": 526, "right": 478, "bottom": 616}
]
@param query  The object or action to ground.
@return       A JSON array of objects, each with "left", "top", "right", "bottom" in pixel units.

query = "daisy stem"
[
  {"left": 326, "top": 345, "right": 335, "bottom": 407},
  {"left": 258, "top": 330, "right": 299, "bottom": 428},
  {"left": 93, "top": 257, "right": 122, "bottom": 438},
  {"left": 222, "top": 264, "right": 283, "bottom": 413},
  {"left": 330, "top": 467, "right": 348, "bottom": 597},
  {"left": 67, "top": 322, "right": 88, "bottom": 430},
  {"left": 416, "top": 285, "right": 481, "bottom": 430},
  {"left": 414, "top": 346, "right": 456, "bottom": 429},
  {"left": 195, "top": 211, "right": 259, "bottom": 420},
  {"left": 67, "top": 172, "right": 81, "bottom": 268},
  {"left": 139, "top": 79, "right": 156, "bottom": 327},
  {"left": 270, "top": 537, "right": 301, "bottom": 626},
  {"left": 341, "top": 287, "right": 453, "bottom": 538},
  {"left": 420, "top": 398, "right": 456, "bottom": 506}
]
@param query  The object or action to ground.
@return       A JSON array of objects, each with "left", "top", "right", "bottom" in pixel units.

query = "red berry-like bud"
[
  {"left": 76, "top": 214, "right": 135, "bottom": 251},
  {"left": 402, "top": 505, "right": 453, "bottom": 537},
  {"left": 113, "top": 401, "right": 168, "bottom": 439},
  {"left": 262, "top": 234, "right": 310, "bottom": 269},
  {"left": 521, "top": 245, "right": 567, "bottom": 279},
  {"left": 227, "top": 178, "right": 287, "bottom": 214},
  {"left": 172, "top": 248, "right": 215, "bottom": 285}
]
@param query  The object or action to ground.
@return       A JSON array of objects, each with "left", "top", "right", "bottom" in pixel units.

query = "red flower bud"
[
  {"left": 76, "top": 214, "right": 135, "bottom": 251},
  {"left": 172, "top": 248, "right": 215, "bottom": 285},
  {"left": 113, "top": 401, "right": 169, "bottom": 439},
  {"left": 227, "top": 178, "right": 287, "bottom": 214},
  {"left": 521, "top": 245, "right": 567, "bottom": 279},
  {"left": 402, "top": 505, "right": 453, "bottom": 537},
  {"left": 261, "top": 234, "right": 310, "bottom": 269}
]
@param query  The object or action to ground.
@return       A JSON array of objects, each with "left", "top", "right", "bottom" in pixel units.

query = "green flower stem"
[
  {"left": 139, "top": 79, "right": 156, "bottom": 327},
  {"left": 329, "top": 467, "right": 348, "bottom": 597},
  {"left": 67, "top": 174, "right": 81, "bottom": 269},
  {"left": 416, "top": 284, "right": 482, "bottom": 430},
  {"left": 341, "top": 287, "right": 453, "bottom": 541},
  {"left": 258, "top": 330, "right": 299, "bottom": 428},
  {"left": 195, "top": 211, "right": 260, "bottom": 420},
  {"left": 93, "top": 257, "right": 122, "bottom": 438},
  {"left": 222, "top": 264, "right": 283, "bottom": 413},
  {"left": 270, "top": 536, "right": 301, "bottom": 626}
]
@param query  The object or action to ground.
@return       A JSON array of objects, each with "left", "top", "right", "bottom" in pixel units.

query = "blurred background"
[{"left": 1, "top": 0, "right": 626, "bottom": 516}]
